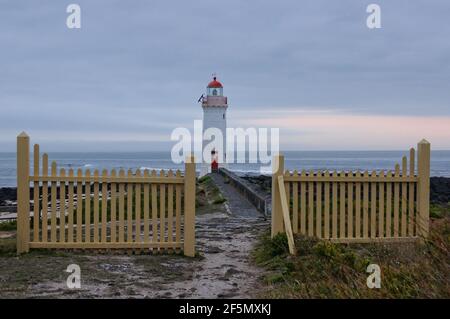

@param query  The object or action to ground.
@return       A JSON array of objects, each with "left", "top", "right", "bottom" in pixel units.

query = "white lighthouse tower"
[{"left": 200, "top": 76, "right": 228, "bottom": 176}]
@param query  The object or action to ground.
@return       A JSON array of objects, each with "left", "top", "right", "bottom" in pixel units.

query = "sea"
[{"left": 0, "top": 151, "right": 449, "bottom": 187}]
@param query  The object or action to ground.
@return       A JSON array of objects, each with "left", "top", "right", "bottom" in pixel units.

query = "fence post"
[
  {"left": 417, "top": 139, "right": 430, "bottom": 238},
  {"left": 184, "top": 154, "right": 196, "bottom": 257},
  {"left": 17, "top": 132, "right": 30, "bottom": 254},
  {"left": 271, "top": 154, "right": 284, "bottom": 237}
]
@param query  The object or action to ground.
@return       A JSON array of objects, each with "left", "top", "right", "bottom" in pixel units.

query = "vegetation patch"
[{"left": 253, "top": 205, "right": 450, "bottom": 298}]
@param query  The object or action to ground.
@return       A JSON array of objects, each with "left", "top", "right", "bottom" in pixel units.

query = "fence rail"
[
  {"left": 272, "top": 140, "right": 431, "bottom": 254},
  {"left": 16, "top": 132, "right": 196, "bottom": 256}
]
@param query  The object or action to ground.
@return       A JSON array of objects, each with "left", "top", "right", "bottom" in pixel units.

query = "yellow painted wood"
[
  {"left": 151, "top": 170, "right": 158, "bottom": 243},
  {"left": 143, "top": 170, "right": 150, "bottom": 243},
  {"left": 109, "top": 169, "right": 116, "bottom": 243},
  {"left": 184, "top": 155, "right": 196, "bottom": 257},
  {"left": 59, "top": 169, "right": 66, "bottom": 242},
  {"left": 175, "top": 170, "right": 182, "bottom": 243},
  {"left": 329, "top": 237, "right": 419, "bottom": 244},
  {"left": 76, "top": 169, "right": 83, "bottom": 242},
  {"left": 347, "top": 177, "right": 354, "bottom": 239},
  {"left": 29, "top": 176, "right": 184, "bottom": 184},
  {"left": 378, "top": 171, "right": 385, "bottom": 237},
  {"left": 292, "top": 171, "right": 299, "bottom": 233},
  {"left": 401, "top": 156, "right": 408, "bottom": 236},
  {"left": 278, "top": 176, "right": 296, "bottom": 255},
  {"left": 340, "top": 172, "right": 346, "bottom": 238},
  {"left": 316, "top": 171, "right": 322, "bottom": 238},
  {"left": 386, "top": 171, "right": 393, "bottom": 237},
  {"left": 29, "top": 242, "right": 183, "bottom": 249},
  {"left": 300, "top": 170, "right": 306, "bottom": 235},
  {"left": 159, "top": 170, "right": 166, "bottom": 244},
  {"left": 118, "top": 169, "right": 125, "bottom": 242},
  {"left": 332, "top": 171, "right": 338, "bottom": 238},
  {"left": 135, "top": 169, "right": 142, "bottom": 243},
  {"left": 16, "top": 132, "right": 30, "bottom": 253},
  {"left": 84, "top": 169, "right": 91, "bottom": 242},
  {"left": 363, "top": 171, "right": 369, "bottom": 238},
  {"left": 50, "top": 162, "right": 57, "bottom": 242},
  {"left": 41, "top": 153, "right": 49, "bottom": 243},
  {"left": 355, "top": 171, "right": 361, "bottom": 238},
  {"left": 283, "top": 175, "right": 417, "bottom": 183},
  {"left": 324, "top": 171, "right": 330, "bottom": 238},
  {"left": 393, "top": 164, "right": 400, "bottom": 237},
  {"left": 167, "top": 170, "right": 174, "bottom": 243},
  {"left": 101, "top": 169, "right": 108, "bottom": 243},
  {"left": 127, "top": 169, "right": 133, "bottom": 242},
  {"left": 370, "top": 170, "right": 377, "bottom": 238},
  {"left": 408, "top": 148, "right": 415, "bottom": 236},
  {"left": 308, "top": 170, "right": 314, "bottom": 236},
  {"left": 284, "top": 171, "right": 290, "bottom": 233},
  {"left": 33, "top": 144, "right": 40, "bottom": 243},
  {"left": 67, "top": 169, "right": 74, "bottom": 243},
  {"left": 93, "top": 169, "right": 100, "bottom": 243},
  {"left": 271, "top": 155, "right": 284, "bottom": 236},
  {"left": 417, "top": 140, "right": 430, "bottom": 237}
]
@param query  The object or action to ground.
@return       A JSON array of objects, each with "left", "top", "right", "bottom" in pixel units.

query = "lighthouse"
[{"left": 200, "top": 76, "right": 228, "bottom": 176}]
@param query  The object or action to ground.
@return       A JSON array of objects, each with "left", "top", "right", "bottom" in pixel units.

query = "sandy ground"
[{"left": 0, "top": 174, "right": 269, "bottom": 298}]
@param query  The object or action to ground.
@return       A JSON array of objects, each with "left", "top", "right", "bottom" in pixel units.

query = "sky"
[{"left": 0, "top": 0, "right": 449, "bottom": 151}]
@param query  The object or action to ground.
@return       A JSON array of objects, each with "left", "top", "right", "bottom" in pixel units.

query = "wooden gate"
[
  {"left": 272, "top": 140, "right": 431, "bottom": 255},
  {"left": 16, "top": 132, "right": 196, "bottom": 256}
]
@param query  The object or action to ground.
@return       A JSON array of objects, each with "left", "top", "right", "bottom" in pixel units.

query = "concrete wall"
[{"left": 218, "top": 168, "right": 271, "bottom": 217}]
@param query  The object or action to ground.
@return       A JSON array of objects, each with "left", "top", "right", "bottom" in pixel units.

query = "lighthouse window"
[
  {"left": 212, "top": 89, "right": 218, "bottom": 96},
  {"left": 223, "top": 113, "right": 225, "bottom": 119}
]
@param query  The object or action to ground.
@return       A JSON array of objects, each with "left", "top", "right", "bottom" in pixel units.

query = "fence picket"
[
  {"left": 378, "top": 170, "right": 385, "bottom": 237},
  {"left": 386, "top": 171, "right": 393, "bottom": 237},
  {"left": 135, "top": 169, "right": 142, "bottom": 243},
  {"left": 292, "top": 171, "right": 299, "bottom": 233},
  {"left": 167, "top": 170, "right": 174, "bottom": 244},
  {"left": 110, "top": 169, "right": 116, "bottom": 243},
  {"left": 355, "top": 171, "right": 361, "bottom": 238},
  {"left": 101, "top": 169, "right": 108, "bottom": 243},
  {"left": 175, "top": 170, "right": 182, "bottom": 244},
  {"left": 50, "top": 162, "right": 57, "bottom": 242},
  {"left": 160, "top": 170, "right": 166, "bottom": 245},
  {"left": 118, "top": 169, "right": 125, "bottom": 242},
  {"left": 394, "top": 164, "right": 400, "bottom": 237},
  {"left": 85, "top": 169, "right": 91, "bottom": 242},
  {"left": 127, "top": 169, "right": 133, "bottom": 243},
  {"left": 324, "top": 171, "right": 330, "bottom": 238},
  {"left": 332, "top": 171, "right": 338, "bottom": 238},
  {"left": 33, "top": 144, "right": 40, "bottom": 242},
  {"left": 363, "top": 171, "right": 369, "bottom": 238},
  {"left": 93, "top": 169, "right": 100, "bottom": 243},
  {"left": 308, "top": 170, "right": 314, "bottom": 236},
  {"left": 143, "top": 170, "right": 150, "bottom": 243},
  {"left": 347, "top": 175, "right": 353, "bottom": 239},
  {"left": 300, "top": 170, "right": 306, "bottom": 235},
  {"left": 316, "top": 171, "right": 322, "bottom": 238},
  {"left": 340, "top": 172, "right": 346, "bottom": 238},
  {"left": 408, "top": 148, "right": 415, "bottom": 236},
  {"left": 59, "top": 169, "right": 66, "bottom": 242},
  {"left": 151, "top": 170, "right": 158, "bottom": 243},
  {"left": 401, "top": 156, "right": 408, "bottom": 236},
  {"left": 77, "top": 169, "right": 83, "bottom": 242},
  {"left": 42, "top": 153, "right": 48, "bottom": 242},
  {"left": 370, "top": 170, "right": 377, "bottom": 238},
  {"left": 68, "top": 168, "right": 74, "bottom": 243}
]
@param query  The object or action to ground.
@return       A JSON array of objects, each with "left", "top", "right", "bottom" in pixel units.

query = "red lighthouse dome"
[{"left": 207, "top": 77, "right": 223, "bottom": 88}]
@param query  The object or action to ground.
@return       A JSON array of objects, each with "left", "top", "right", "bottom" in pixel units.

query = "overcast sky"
[{"left": 0, "top": 0, "right": 449, "bottom": 151}]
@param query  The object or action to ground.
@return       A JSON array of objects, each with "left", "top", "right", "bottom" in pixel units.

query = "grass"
[
  {"left": 197, "top": 174, "right": 227, "bottom": 209},
  {"left": 253, "top": 204, "right": 450, "bottom": 298},
  {"left": 0, "top": 220, "right": 16, "bottom": 231}
]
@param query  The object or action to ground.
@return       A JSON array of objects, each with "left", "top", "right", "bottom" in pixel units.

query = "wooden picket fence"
[
  {"left": 16, "top": 132, "right": 196, "bottom": 256},
  {"left": 272, "top": 140, "right": 431, "bottom": 255}
]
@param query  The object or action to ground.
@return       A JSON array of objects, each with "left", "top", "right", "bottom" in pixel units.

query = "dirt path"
[{"left": 0, "top": 173, "right": 269, "bottom": 298}]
